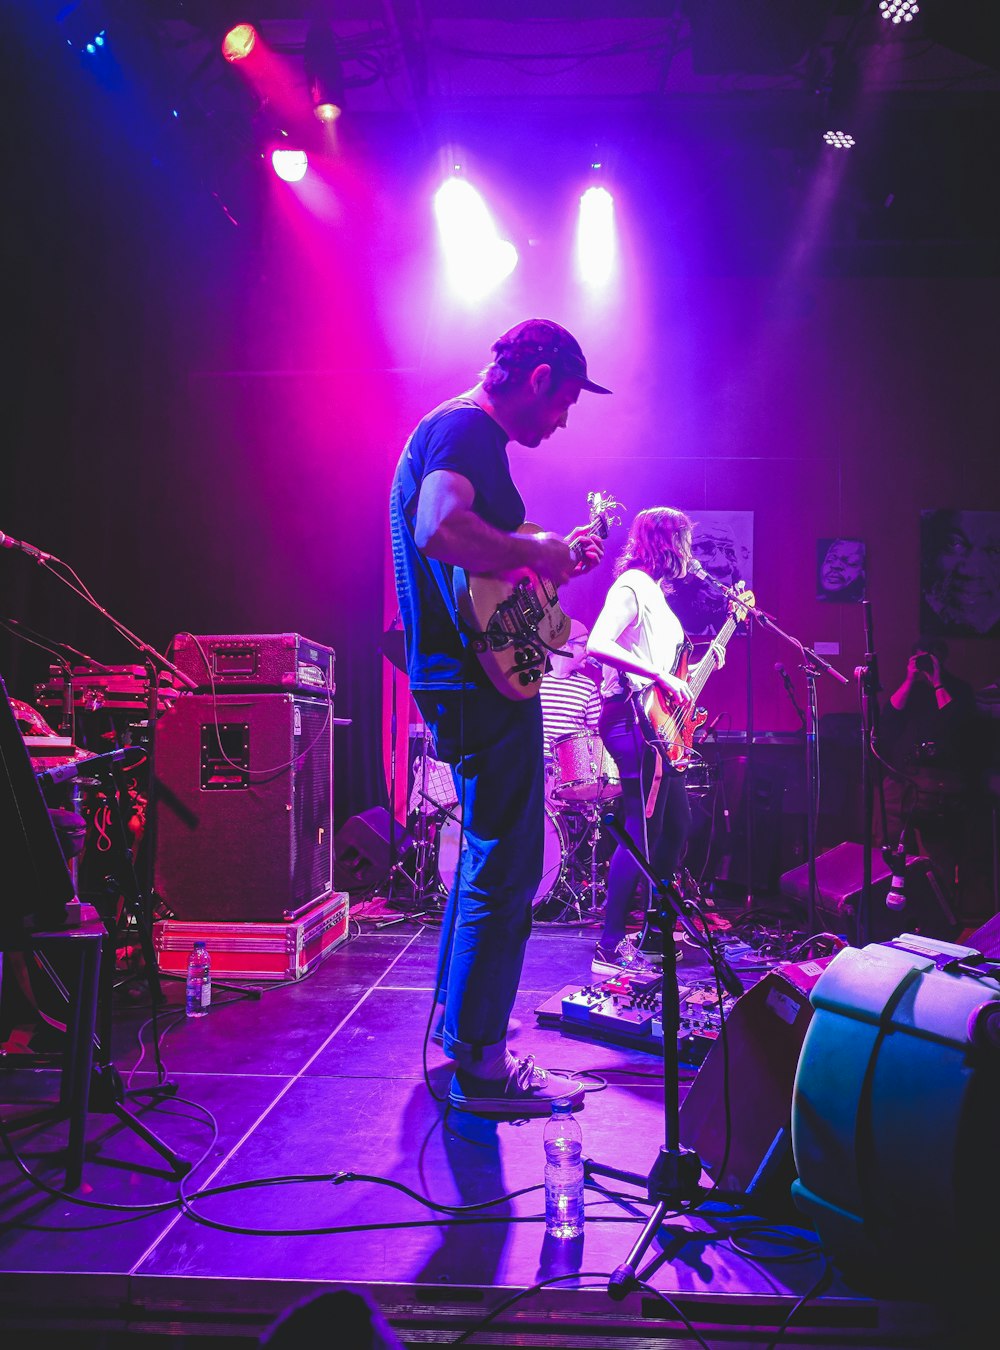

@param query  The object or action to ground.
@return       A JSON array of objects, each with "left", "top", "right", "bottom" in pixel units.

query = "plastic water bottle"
[
  {"left": 185, "top": 940, "right": 212, "bottom": 1018},
  {"left": 543, "top": 1098, "right": 585, "bottom": 1238}
]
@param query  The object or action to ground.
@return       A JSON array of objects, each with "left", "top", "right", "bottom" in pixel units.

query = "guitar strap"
[{"left": 644, "top": 751, "right": 664, "bottom": 819}]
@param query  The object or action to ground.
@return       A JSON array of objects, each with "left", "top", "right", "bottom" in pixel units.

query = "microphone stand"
[
  {"left": 1, "top": 546, "right": 200, "bottom": 1140},
  {"left": 744, "top": 615, "right": 755, "bottom": 909},
  {"left": 856, "top": 600, "right": 886, "bottom": 947},
  {"left": 690, "top": 567, "right": 848, "bottom": 937},
  {"left": 0, "top": 616, "right": 113, "bottom": 889},
  {"left": 585, "top": 811, "right": 744, "bottom": 1299}
]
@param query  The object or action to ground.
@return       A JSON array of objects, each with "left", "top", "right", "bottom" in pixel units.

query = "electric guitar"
[
  {"left": 635, "top": 582, "right": 755, "bottom": 769},
  {"left": 456, "top": 491, "right": 622, "bottom": 701}
]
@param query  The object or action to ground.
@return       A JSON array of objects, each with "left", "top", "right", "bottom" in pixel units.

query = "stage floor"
[{"left": 0, "top": 905, "right": 970, "bottom": 1348}]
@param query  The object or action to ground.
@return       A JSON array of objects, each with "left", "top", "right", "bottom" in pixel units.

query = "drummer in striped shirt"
[{"left": 539, "top": 619, "right": 602, "bottom": 758}]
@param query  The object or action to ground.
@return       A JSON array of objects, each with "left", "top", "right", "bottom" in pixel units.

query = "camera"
[{"left": 914, "top": 653, "right": 934, "bottom": 675}]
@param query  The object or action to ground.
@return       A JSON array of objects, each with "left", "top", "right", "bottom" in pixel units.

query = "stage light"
[
  {"left": 879, "top": 0, "right": 919, "bottom": 23},
  {"left": 433, "top": 177, "right": 518, "bottom": 298},
  {"left": 305, "top": 22, "right": 345, "bottom": 124},
  {"left": 576, "top": 185, "right": 616, "bottom": 287},
  {"left": 271, "top": 148, "right": 308, "bottom": 183},
  {"left": 222, "top": 23, "right": 257, "bottom": 63},
  {"left": 823, "top": 130, "right": 856, "bottom": 149}
]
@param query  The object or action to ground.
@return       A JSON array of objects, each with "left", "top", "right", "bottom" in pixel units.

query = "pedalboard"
[{"left": 536, "top": 969, "right": 736, "bottom": 1064}]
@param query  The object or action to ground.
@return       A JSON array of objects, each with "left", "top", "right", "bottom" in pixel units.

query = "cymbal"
[{"left": 380, "top": 628, "right": 407, "bottom": 673}]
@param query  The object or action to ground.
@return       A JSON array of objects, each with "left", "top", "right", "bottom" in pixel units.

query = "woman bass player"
[{"left": 586, "top": 507, "right": 724, "bottom": 977}]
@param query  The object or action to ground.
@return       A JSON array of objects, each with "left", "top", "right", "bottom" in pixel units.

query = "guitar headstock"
[
  {"left": 586, "top": 491, "right": 624, "bottom": 540},
  {"left": 728, "top": 581, "right": 756, "bottom": 624}
]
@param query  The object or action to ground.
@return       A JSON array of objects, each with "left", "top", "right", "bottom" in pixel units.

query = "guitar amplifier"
[{"left": 172, "top": 633, "right": 335, "bottom": 695}]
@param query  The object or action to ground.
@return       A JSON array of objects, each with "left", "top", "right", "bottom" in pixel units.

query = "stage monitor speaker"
[
  {"left": 153, "top": 693, "right": 333, "bottom": 923},
  {"left": 778, "top": 841, "right": 954, "bottom": 941},
  {"left": 678, "top": 957, "right": 834, "bottom": 1218},
  {"left": 333, "top": 807, "right": 410, "bottom": 894},
  {"left": 968, "top": 910, "right": 1000, "bottom": 958}
]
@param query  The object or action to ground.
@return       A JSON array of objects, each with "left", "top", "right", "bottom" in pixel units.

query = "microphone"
[
  {"left": 36, "top": 746, "right": 146, "bottom": 788},
  {"left": 775, "top": 661, "right": 807, "bottom": 729},
  {"left": 687, "top": 559, "right": 717, "bottom": 585},
  {"left": 884, "top": 840, "right": 907, "bottom": 911},
  {"left": 688, "top": 559, "right": 741, "bottom": 598},
  {"left": 0, "top": 531, "right": 52, "bottom": 562}
]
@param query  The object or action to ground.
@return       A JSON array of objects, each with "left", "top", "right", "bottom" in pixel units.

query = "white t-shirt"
[{"left": 599, "top": 568, "right": 685, "bottom": 700}]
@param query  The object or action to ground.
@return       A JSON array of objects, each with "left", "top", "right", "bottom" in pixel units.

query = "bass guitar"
[
  {"left": 635, "top": 582, "right": 755, "bottom": 769},
  {"left": 456, "top": 491, "right": 622, "bottom": 701}
]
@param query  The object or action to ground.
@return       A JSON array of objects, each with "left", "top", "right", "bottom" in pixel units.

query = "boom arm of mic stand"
[{"left": 27, "top": 554, "right": 199, "bottom": 691}]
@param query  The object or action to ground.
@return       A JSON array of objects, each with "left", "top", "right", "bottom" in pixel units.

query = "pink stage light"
[
  {"left": 433, "top": 177, "right": 518, "bottom": 299},
  {"left": 576, "top": 185, "right": 616, "bottom": 288},
  {"left": 271, "top": 148, "right": 308, "bottom": 183},
  {"left": 823, "top": 130, "right": 856, "bottom": 149},
  {"left": 222, "top": 23, "right": 257, "bottom": 63}
]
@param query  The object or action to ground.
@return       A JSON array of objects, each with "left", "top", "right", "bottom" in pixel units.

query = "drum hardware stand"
[
  {"left": 576, "top": 801, "right": 608, "bottom": 918},
  {"left": 584, "top": 811, "right": 745, "bottom": 1298},
  {"left": 379, "top": 736, "right": 450, "bottom": 926}
]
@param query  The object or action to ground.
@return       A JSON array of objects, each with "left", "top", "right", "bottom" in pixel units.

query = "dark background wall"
[{"left": 2, "top": 8, "right": 998, "bottom": 835}]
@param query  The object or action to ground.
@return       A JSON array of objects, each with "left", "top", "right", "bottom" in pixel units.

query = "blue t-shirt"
[{"left": 390, "top": 397, "right": 525, "bottom": 690}]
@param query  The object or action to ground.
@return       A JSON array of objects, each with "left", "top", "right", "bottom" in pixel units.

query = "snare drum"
[
  {"left": 436, "top": 803, "right": 568, "bottom": 909},
  {"left": 549, "top": 730, "right": 622, "bottom": 805}
]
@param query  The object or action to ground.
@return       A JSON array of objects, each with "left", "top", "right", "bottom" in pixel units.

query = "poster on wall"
[
  {"left": 816, "top": 538, "right": 866, "bottom": 603},
  {"left": 671, "top": 510, "right": 754, "bottom": 638},
  {"left": 921, "top": 509, "right": 1000, "bottom": 638}
]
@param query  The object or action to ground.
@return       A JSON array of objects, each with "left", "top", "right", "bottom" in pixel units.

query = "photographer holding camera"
[{"left": 879, "top": 636, "right": 983, "bottom": 924}]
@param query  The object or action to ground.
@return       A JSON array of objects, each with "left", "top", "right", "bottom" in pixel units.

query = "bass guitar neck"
[{"left": 635, "top": 589, "right": 753, "bottom": 768}]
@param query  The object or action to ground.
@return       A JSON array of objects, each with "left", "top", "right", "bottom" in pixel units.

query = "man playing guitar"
[{"left": 389, "top": 319, "right": 608, "bottom": 1116}]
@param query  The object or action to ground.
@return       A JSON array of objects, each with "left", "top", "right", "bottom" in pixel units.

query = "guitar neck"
[
  {"left": 687, "top": 615, "right": 737, "bottom": 699},
  {"left": 571, "top": 516, "right": 605, "bottom": 559}
]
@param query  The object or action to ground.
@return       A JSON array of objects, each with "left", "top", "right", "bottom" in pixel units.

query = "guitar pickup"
[{"left": 489, "top": 580, "right": 546, "bottom": 646}]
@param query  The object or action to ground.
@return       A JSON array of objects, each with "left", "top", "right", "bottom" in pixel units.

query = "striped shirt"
[{"left": 539, "top": 671, "right": 602, "bottom": 758}]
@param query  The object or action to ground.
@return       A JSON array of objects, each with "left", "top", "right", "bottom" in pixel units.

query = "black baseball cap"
[{"left": 491, "top": 319, "right": 612, "bottom": 395}]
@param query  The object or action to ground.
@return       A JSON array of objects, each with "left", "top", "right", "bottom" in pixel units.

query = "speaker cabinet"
[
  {"left": 968, "top": 910, "right": 1000, "bottom": 958},
  {"left": 333, "top": 807, "right": 410, "bottom": 894},
  {"left": 679, "top": 958, "right": 833, "bottom": 1217},
  {"left": 153, "top": 693, "right": 333, "bottom": 922},
  {"left": 779, "top": 841, "right": 955, "bottom": 941}
]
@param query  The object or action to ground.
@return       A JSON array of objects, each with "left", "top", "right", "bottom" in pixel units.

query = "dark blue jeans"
[{"left": 415, "top": 686, "right": 544, "bottom": 1065}]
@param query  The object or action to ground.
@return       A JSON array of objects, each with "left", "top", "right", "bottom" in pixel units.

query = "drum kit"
[{"left": 407, "top": 724, "right": 624, "bottom": 920}]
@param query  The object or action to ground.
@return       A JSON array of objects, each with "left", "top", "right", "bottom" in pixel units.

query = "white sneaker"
[{"left": 591, "top": 933, "right": 658, "bottom": 978}]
